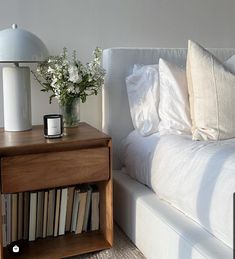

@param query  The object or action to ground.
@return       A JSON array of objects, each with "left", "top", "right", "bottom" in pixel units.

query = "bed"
[{"left": 102, "top": 48, "right": 235, "bottom": 259}]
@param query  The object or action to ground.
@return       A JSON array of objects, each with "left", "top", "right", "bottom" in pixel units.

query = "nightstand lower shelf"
[{"left": 4, "top": 231, "right": 111, "bottom": 259}]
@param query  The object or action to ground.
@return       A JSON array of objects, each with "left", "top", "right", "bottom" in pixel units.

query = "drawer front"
[{"left": 1, "top": 147, "right": 110, "bottom": 193}]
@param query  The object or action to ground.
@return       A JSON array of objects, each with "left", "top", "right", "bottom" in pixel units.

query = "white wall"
[{"left": 0, "top": 0, "right": 235, "bottom": 129}]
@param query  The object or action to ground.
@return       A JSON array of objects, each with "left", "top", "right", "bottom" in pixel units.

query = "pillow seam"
[{"left": 212, "top": 58, "right": 220, "bottom": 140}]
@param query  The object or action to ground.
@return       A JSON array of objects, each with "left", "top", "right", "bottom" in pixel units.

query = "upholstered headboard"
[{"left": 102, "top": 47, "right": 235, "bottom": 169}]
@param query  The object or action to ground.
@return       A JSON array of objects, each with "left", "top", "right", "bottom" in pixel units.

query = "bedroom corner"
[{"left": 0, "top": 1, "right": 235, "bottom": 259}]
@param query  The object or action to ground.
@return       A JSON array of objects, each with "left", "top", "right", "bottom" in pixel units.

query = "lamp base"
[{"left": 2, "top": 66, "right": 32, "bottom": 131}]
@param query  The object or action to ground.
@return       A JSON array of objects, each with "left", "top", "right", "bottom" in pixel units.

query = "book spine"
[
  {"left": 1, "top": 194, "right": 7, "bottom": 247},
  {"left": 59, "top": 188, "right": 68, "bottom": 235},
  {"left": 11, "top": 193, "right": 18, "bottom": 242},
  {"left": 82, "top": 187, "right": 92, "bottom": 232},
  {"left": 29, "top": 192, "right": 37, "bottom": 241},
  {"left": 6, "top": 194, "right": 11, "bottom": 245},
  {"left": 2, "top": 184, "right": 99, "bottom": 244},
  {"left": 17, "top": 192, "right": 23, "bottom": 240},
  {"left": 47, "top": 189, "right": 55, "bottom": 236},
  {"left": 36, "top": 191, "right": 44, "bottom": 238},
  {"left": 75, "top": 192, "right": 87, "bottom": 234},
  {"left": 23, "top": 192, "right": 30, "bottom": 240},
  {"left": 42, "top": 191, "right": 49, "bottom": 238},
  {"left": 91, "top": 192, "right": 100, "bottom": 231},
  {"left": 54, "top": 189, "right": 61, "bottom": 237},
  {"left": 71, "top": 190, "right": 79, "bottom": 232},
  {"left": 65, "top": 187, "right": 75, "bottom": 232}
]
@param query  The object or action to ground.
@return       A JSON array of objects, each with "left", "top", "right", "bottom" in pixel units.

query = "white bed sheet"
[{"left": 123, "top": 130, "right": 235, "bottom": 248}]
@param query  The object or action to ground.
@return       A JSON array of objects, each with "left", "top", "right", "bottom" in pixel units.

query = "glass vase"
[{"left": 60, "top": 99, "right": 80, "bottom": 128}]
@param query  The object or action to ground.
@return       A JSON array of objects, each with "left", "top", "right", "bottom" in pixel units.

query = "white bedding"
[{"left": 123, "top": 130, "right": 235, "bottom": 248}]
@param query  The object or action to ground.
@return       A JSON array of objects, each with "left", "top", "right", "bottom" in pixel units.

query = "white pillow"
[
  {"left": 132, "top": 64, "right": 144, "bottom": 73},
  {"left": 187, "top": 40, "right": 235, "bottom": 140},
  {"left": 158, "top": 59, "right": 191, "bottom": 135},
  {"left": 126, "top": 65, "right": 160, "bottom": 136},
  {"left": 224, "top": 54, "right": 235, "bottom": 73}
]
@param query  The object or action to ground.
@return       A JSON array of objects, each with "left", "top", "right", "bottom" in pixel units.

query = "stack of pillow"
[{"left": 126, "top": 40, "right": 235, "bottom": 141}]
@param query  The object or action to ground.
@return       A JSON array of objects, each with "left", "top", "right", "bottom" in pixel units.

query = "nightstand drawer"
[{"left": 1, "top": 147, "right": 110, "bottom": 193}]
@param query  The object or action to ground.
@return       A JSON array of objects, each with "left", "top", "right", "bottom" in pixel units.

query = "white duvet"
[{"left": 123, "top": 130, "right": 235, "bottom": 248}]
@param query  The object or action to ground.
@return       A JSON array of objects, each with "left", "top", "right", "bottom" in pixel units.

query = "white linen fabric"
[
  {"left": 102, "top": 48, "right": 235, "bottom": 169},
  {"left": 114, "top": 171, "right": 233, "bottom": 259},
  {"left": 132, "top": 64, "right": 147, "bottom": 73},
  {"left": 123, "top": 130, "right": 161, "bottom": 186},
  {"left": 126, "top": 65, "right": 160, "bottom": 136},
  {"left": 224, "top": 54, "right": 235, "bottom": 73},
  {"left": 187, "top": 40, "right": 235, "bottom": 140},
  {"left": 158, "top": 59, "right": 191, "bottom": 135},
  {"left": 123, "top": 130, "right": 235, "bottom": 248}
]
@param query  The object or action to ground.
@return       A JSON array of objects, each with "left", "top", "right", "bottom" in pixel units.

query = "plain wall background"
[{"left": 0, "top": 0, "right": 235, "bottom": 129}]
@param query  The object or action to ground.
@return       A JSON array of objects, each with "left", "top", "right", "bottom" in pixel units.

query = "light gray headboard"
[{"left": 102, "top": 47, "right": 235, "bottom": 169}]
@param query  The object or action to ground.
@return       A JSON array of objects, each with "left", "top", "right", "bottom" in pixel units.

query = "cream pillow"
[{"left": 187, "top": 40, "right": 235, "bottom": 140}]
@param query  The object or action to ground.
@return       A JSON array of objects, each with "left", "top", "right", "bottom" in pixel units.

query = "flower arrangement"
[{"left": 32, "top": 47, "right": 105, "bottom": 106}]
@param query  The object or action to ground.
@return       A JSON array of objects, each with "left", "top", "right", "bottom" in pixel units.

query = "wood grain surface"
[
  {"left": 0, "top": 123, "right": 110, "bottom": 156},
  {"left": 3, "top": 231, "right": 111, "bottom": 259},
  {"left": 0, "top": 123, "right": 113, "bottom": 258},
  {"left": 1, "top": 148, "right": 110, "bottom": 193}
]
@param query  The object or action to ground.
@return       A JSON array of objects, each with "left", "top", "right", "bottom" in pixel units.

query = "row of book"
[{"left": 1, "top": 184, "right": 100, "bottom": 247}]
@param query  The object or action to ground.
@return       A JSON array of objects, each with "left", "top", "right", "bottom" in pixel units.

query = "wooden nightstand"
[{"left": 0, "top": 123, "right": 113, "bottom": 258}]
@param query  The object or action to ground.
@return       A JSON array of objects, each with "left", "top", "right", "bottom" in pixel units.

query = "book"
[
  {"left": 65, "top": 186, "right": 75, "bottom": 231},
  {"left": 17, "top": 192, "right": 23, "bottom": 240},
  {"left": 91, "top": 189, "right": 100, "bottom": 231},
  {"left": 82, "top": 185, "right": 92, "bottom": 232},
  {"left": 75, "top": 189, "right": 87, "bottom": 234},
  {"left": 1, "top": 184, "right": 98, "bottom": 244},
  {"left": 42, "top": 191, "right": 49, "bottom": 238},
  {"left": 36, "top": 191, "right": 44, "bottom": 238},
  {"left": 59, "top": 188, "right": 68, "bottom": 235},
  {"left": 54, "top": 189, "right": 61, "bottom": 237},
  {"left": 23, "top": 192, "right": 30, "bottom": 240},
  {"left": 1, "top": 194, "right": 7, "bottom": 247},
  {"left": 29, "top": 192, "right": 37, "bottom": 241},
  {"left": 11, "top": 193, "right": 18, "bottom": 242},
  {"left": 47, "top": 189, "right": 55, "bottom": 236},
  {"left": 71, "top": 188, "right": 80, "bottom": 232},
  {"left": 6, "top": 194, "right": 11, "bottom": 244}
]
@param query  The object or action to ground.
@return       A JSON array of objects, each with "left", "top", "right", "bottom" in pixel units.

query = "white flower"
[
  {"left": 67, "top": 85, "right": 75, "bottom": 93},
  {"left": 63, "top": 60, "right": 69, "bottom": 66},
  {"left": 51, "top": 77, "right": 59, "bottom": 89},
  {"left": 34, "top": 47, "right": 105, "bottom": 105},
  {"left": 54, "top": 88, "right": 61, "bottom": 99},
  {"left": 48, "top": 66, "right": 54, "bottom": 73},
  {"left": 68, "top": 65, "right": 82, "bottom": 83}
]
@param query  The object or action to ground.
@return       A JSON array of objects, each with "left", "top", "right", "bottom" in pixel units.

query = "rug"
[{"left": 70, "top": 224, "right": 146, "bottom": 259}]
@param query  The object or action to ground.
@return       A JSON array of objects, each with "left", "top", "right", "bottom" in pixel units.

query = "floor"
[{"left": 70, "top": 224, "right": 146, "bottom": 259}]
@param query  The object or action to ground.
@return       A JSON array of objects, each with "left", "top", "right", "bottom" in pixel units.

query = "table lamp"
[{"left": 0, "top": 24, "right": 49, "bottom": 131}]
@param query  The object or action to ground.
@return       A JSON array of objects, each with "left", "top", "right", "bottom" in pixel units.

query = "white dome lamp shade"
[{"left": 0, "top": 24, "right": 49, "bottom": 131}]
